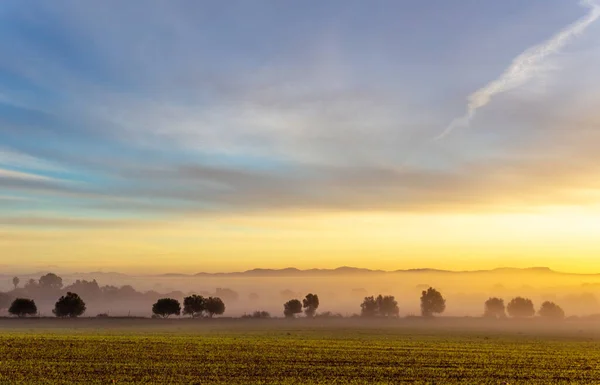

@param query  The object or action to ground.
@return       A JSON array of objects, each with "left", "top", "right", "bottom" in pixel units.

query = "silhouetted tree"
[
  {"left": 39, "top": 273, "right": 63, "bottom": 290},
  {"left": 484, "top": 297, "right": 506, "bottom": 319},
  {"left": 183, "top": 295, "right": 206, "bottom": 318},
  {"left": 12, "top": 277, "right": 20, "bottom": 290},
  {"left": 538, "top": 301, "right": 565, "bottom": 320},
  {"left": 283, "top": 299, "right": 303, "bottom": 318},
  {"left": 421, "top": 287, "right": 446, "bottom": 317},
  {"left": 9, "top": 298, "right": 37, "bottom": 317},
  {"left": 360, "top": 296, "right": 378, "bottom": 317},
  {"left": 376, "top": 295, "right": 400, "bottom": 317},
  {"left": 507, "top": 297, "right": 535, "bottom": 318},
  {"left": 152, "top": 298, "right": 181, "bottom": 318},
  {"left": 248, "top": 293, "right": 260, "bottom": 301},
  {"left": 360, "top": 295, "right": 399, "bottom": 317},
  {"left": 302, "top": 293, "right": 320, "bottom": 318},
  {"left": 204, "top": 297, "right": 225, "bottom": 318},
  {"left": 53, "top": 292, "right": 86, "bottom": 318}
]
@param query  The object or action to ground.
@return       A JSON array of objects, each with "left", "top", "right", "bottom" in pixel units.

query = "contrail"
[{"left": 436, "top": 0, "right": 600, "bottom": 140}]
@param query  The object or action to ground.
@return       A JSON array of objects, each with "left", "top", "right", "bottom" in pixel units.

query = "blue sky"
[{"left": 2, "top": 1, "right": 600, "bottom": 271}]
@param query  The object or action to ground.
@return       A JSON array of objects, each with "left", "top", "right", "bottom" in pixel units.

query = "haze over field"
[
  {"left": 3, "top": 267, "right": 600, "bottom": 317},
  {"left": 2, "top": 1, "right": 600, "bottom": 275}
]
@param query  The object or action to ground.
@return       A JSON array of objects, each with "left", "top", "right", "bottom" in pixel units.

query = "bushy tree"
[
  {"left": 152, "top": 298, "right": 181, "bottom": 318},
  {"left": 484, "top": 297, "right": 506, "bottom": 318},
  {"left": 420, "top": 287, "right": 446, "bottom": 317},
  {"left": 360, "top": 296, "right": 378, "bottom": 317},
  {"left": 538, "top": 301, "right": 565, "bottom": 320},
  {"left": 360, "top": 295, "right": 399, "bottom": 317},
  {"left": 302, "top": 293, "right": 320, "bottom": 318},
  {"left": 9, "top": 298, "right": 37, "bottom": 317},
  {"left": 183, "top": 295, "right": 206, "bottom": 318},
  {"left": 39, "top": 273, "right": 63, "bottom": 290},
  {"left": 507, "top": 297, "right": 535, "bottom": 318},
  {"left": 283, "top": 299, "right": 303, "bottom": 318},
  {"left": 376, "top": 295, "right": 399, "bottom": 317},
  {"left": 53, "top": 292, "right": 86, "bottom": 318},
  {"left": 205, "top": 297, "right": 225, "bottom": 318},
  {"left": 12, "top": 276, "right": 20, "bottom": 290}
]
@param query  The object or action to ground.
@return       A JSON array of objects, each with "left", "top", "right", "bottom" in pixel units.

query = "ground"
[{"left": 0, "top": 318, "right": 599, "bottom": 384}]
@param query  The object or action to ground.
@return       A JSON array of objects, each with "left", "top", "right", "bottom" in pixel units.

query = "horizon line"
[{"left": 4, "top": 265, "right": 600, "bottom": 277}]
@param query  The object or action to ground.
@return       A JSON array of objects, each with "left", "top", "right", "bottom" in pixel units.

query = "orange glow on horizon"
[{"left": 4, "top": 207, "right": 600, "bottom": 274}]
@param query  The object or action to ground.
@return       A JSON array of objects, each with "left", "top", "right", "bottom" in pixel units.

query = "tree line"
[
  {"left": 1, "top": 274, "right": 568, "bottom": 320},
  {"left": 152, "top": 295, "right": 226, "bottom": 318},
  {"left": 484, "top": 297, "right": 565, "bottom": 319},
  {"left": 358, "top": 287, "right": 446, "bottom": 317},
  {"left": 8, "top": 292, "right": 86, "bottom": 318}
]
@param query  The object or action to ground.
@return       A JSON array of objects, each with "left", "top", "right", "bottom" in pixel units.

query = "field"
[{"left": 1, "top": 318, "right": 600, "bottom": 384}]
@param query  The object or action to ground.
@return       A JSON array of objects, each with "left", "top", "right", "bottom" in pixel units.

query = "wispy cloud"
[
  {"left": 0, "top": 216, "right": 149, "bottom": 229},
  {"left": 0, "top": 147, "right": 65, "bottom": 172},
  {"left": 2, "top": 0, "right": 600, "bottom": 224},
  {"left": 436, "top": 0, "right": 600, "bottom": 139},
  {"left": 0, "top": 168, "right": 54, "bottom": 182},
  {"left": 0, "top": 195, "right": 32, "bottom": 201}
]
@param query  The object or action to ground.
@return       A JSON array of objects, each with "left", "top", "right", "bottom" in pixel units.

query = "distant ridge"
[
  {"left": 4, "top": 266, "right": 589, "bottom": 279},
  {"left": 190, "top": 266, "right": 385, "bottom": 278},
  {"left": 149, "top": 266, "right": 593, "bottom": 278}
]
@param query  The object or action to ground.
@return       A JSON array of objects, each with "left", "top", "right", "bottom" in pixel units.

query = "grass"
[{"left": 1, "top": 319, "right": 600, "bottom": 384}]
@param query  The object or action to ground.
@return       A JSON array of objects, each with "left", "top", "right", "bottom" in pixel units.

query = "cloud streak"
[
  {"left": 436, "top": 0, "right": 600, "bottom": 140},
  {"left": 0, "top": 168, "right": 54, "bottom": 182},
  {"left": 0, "top": 147, "right": 65, "bottom": 172}
]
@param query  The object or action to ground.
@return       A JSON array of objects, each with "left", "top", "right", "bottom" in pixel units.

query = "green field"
[{"left": 1, "top": 319, "right": 600, "bottom": 384}]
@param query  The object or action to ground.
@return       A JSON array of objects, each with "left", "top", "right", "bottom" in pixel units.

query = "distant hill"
[
  {"left": 188, "top": 266, "right": 385, "bottom": 278},
  {"left": 5, "top": 266, "right": 593, "bottom": 279},
  {"left": 148, "top": 266, "right": 596, "bottom": 278}
]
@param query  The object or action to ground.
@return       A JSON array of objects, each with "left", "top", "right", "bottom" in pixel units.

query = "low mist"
[{"left": 2, "top": 267, "right": 600, "bottom": 318}]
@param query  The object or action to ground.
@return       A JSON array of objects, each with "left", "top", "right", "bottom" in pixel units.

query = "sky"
[{"left": 2, "top": 1, "right": 600, "bottom": 274}]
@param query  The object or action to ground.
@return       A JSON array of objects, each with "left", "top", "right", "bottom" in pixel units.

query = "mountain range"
[
  {"left": 156, "top": 266, "right": 592, "bottom": 278},
  {"left": 3, "top": 266, "right": 597, "bottom": 279}
]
